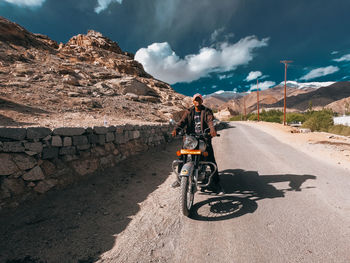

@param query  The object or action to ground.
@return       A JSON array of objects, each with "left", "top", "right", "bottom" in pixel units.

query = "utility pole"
[
  {"left": 280, "top": 60, "right": 293, "bottom": 125},
  {"left": 244, "top": 94, "right": 247, "bottom": 120},
  {"left": 257, "top": 78, "right": 260, "bottom": 121}
]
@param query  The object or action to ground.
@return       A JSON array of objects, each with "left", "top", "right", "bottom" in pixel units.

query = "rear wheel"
[{"left": 180, "top": 176, "right": 194, "bottom": 216}]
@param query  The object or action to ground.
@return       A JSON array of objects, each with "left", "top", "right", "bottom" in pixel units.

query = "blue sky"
[{"left": 1, "top": 0, "right": 350, "bottom": 96}]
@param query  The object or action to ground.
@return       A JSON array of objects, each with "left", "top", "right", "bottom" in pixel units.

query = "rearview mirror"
[{"left": 169, "top": 119, "right": 176, "bottom": 125}]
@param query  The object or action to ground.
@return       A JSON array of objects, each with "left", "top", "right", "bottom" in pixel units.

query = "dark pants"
[{"left": 204, "top": 139, "right": 220, "bottom": 184}]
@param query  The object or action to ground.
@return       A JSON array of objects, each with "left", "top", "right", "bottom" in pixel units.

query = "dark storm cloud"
[
  {"left": 1, "top": 0, "right": 350, "bottom": 95},
  {"left": 0, "top": 0, "right": 241, "bottom": 54}
]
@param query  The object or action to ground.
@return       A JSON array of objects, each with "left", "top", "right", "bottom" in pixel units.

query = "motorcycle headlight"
[{"left": 183, "top": 135, "right": 198, "bottom": 150}]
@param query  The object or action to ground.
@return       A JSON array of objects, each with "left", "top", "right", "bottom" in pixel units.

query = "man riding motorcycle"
[{"left": 171, "top": 93, "right": 223, "bottom": 193}]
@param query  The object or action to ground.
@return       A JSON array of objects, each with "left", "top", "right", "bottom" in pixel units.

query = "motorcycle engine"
[{"left": 198, "top": 165, "right": 211, "bottom": 181}]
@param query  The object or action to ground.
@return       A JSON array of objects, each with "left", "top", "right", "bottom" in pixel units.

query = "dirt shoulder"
[{"left": 239, "top": 121, "right": 350, "bottom": 171}]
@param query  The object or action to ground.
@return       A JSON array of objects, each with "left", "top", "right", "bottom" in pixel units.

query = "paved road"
[
  {"left": 101, "top": 122, "right": 350, "bottom": 263},
  {"left": 1, "top": 122, "right": 350, "bottom": 263},
  {"left": 177, "top": 122, "right": 350, "bottom": 263}
]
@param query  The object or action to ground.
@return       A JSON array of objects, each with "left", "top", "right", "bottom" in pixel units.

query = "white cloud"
[
  {"left": 245, "top": 71, "right": 262, "bottom": 82},
  {"left": 279, "top": 81, "right": 335, "bottom": 89},
  {"left": 135, "top": 36, "right": 269, "bottom": 84},
  {"left": 218, "top": 73, "right": 234, "bottom": 80},
  {"left": 210, "top": 28, "right": 225, "bottom": 43},
  {"left": 95, "top": 0, "right": 123, "bottom": 13},
  {"left": 3, "top": 0, "right": 45, "bottom": 7},
  {"left": 300, "top": 66, "right": 339, "bottom": 80},
  {"left": 333, "top": 54, "right": 350, "bottom": 62},
  {"left": 250, "top": 81, "right": 276, "bottom": 91}
]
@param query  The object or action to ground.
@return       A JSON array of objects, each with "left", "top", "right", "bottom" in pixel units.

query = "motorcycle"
[{"left": 172, "top": 126, "right": 220, "bottom": 216}]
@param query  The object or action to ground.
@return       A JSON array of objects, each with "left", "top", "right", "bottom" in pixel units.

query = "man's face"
[{"left": 193, "top": 97, "right": 203, "bottom": 107}]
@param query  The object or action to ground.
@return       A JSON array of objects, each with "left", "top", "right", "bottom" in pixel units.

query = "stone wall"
[{"left": 0, "top": 124, "right": 173, "bottom": 209}]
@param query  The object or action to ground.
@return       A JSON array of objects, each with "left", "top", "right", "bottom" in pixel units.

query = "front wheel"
[{"left": 180, "top": 176, "right": 194, "bottom": 216}]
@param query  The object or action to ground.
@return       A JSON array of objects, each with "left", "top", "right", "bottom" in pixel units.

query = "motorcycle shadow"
[
  {"left": 190, "top": 195, "right": 257, "bottom": 221},
  {"left": 190, "top": 169, "right": 316, "bottom": 221}
]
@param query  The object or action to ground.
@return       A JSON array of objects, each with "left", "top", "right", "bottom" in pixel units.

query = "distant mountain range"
[{"left": 204, "top": 81, "right": 350, "bottom": 119}]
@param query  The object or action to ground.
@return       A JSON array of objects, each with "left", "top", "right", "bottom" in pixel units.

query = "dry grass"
[{"left": 328, "top": 125, "right": 350, "bottom": 136}]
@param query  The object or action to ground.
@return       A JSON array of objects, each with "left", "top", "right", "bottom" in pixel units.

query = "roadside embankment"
[{"left": 0, "top": 124, "right": 173, "bottom": 209}]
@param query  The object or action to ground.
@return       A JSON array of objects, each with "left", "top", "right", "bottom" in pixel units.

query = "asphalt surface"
[{"left": 2, "top": 122, "right": 350, "bottom": 263}]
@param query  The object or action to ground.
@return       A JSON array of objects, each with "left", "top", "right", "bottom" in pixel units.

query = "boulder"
[
  {"left": 132, "top": 130, "right": 140, "bottom": 139},
  {"left": 139, "top": 95, "right": 161, "bottom": 103},
  {"left": 12, "top": 154, "right": 37, "bottom": 170},
  {"left": 104, "top": 142, "right": 115, "bottom": 152},
  {"left": 53, "top": 127, "right": 85, "bottom": 136},
  {"left": 93, "top": 126, "right": 108, "bottom": 134},
  {"left": 22, "top": 166, "right": 45, "bottom": 181},
  {"left": 51, "top": 136, "right": 63, "bottom": 147},
  {"left": 106, "top": 132, "right": 115, "bottom": 142},
  {"left": 107, "top": 126, "right": 116, "bottom": 132},
  {"left": 2, "top": 141, "right": 25, "bottom": 152},
  {"left": 27, "top": 127, "right": 51, "bottom": 139},
  {"left": 125, "top": 93, "right": 139, "bottom": 101},
  {"left": 72, "top": 135, "right": 88, "bottom": 146},
  {"left": 59, "top": 146, "right": 76, "bottom": 155},
  {"left": 63, "top": 137, "right": 72, "bottom": 146},
  {"left": 42, "top": 147, "right": 59, "bottom": 159},
  {"left": 71, "top": 159, "right": 98, "bottom": 176},
  {"left": 77, "top": 144, "right": 90, "bottom": 151},
  {"left": 120, "top": 78, "right": 156, "bottom": 96},
  {"left": 24, "top": 142, "right": 43, "bottom": 153},
  {"left": 1, "top": 178, "right": 25, "bottom": 196},
  {"left": 97, "top": 134, "right": 105, "bottom": 145},
  {"left": 0, "top": 153, "right": 19, "bottom": 175},
  {"left": 88, "top": 134, "right": 98, "bottom": 144},
  {"left": 0, "top": 128, "right": 26, "bottom": 140},
  {"left": 34, "top": 179, "right": 57, "bottom": 194},
  {"left": 40, "top": 160, "right": 56, "bottom": 176},
  {"left": 63, "top": 75, "right": 79, "bottom": 86}
]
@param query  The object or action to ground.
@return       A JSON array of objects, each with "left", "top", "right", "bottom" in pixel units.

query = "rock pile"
[{"left": 0, "top": 17, "right": 191, "bottom": 127}]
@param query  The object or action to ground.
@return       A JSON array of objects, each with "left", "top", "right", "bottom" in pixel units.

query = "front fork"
[{"left": 172, "top": 156, "right": 197, "bottom": 194}]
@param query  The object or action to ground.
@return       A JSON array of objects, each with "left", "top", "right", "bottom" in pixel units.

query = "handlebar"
[{"left": 174, "top": 127, "right": 220, "bottom": 138}]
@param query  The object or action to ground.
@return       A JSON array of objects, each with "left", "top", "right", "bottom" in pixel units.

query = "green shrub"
[
  {"left": 248, "top": 114, "right": 258, "bottom": 121},
  {"left": 229, "top": 115, "right": 244, "bottom": 121},
  {"left": 302, "top": 109, "right": 334, "bottom": 131},
  {"left": 328, "top": 125, "right": 350, "bottom": 136},
  {"left": 286, "top": 112, "right": 306, "bottom": 124},
  {"left": 264, "top": 115, "right": 282, "bottom": 123}
]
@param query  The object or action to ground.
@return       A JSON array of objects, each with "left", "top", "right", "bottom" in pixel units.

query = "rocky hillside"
[
  {"left": 325, "top": 96, "right": 350, "bottom": 114},
  {"left": 218, "top": 86, "right": 313, "bottom": 116},
  {"left": 214, "top": 82, "right": 350, "bottom": 119},
  {"left": 263, "top": 82, "right": 350, "bottom": 112},
  {"left": 0, "top": 17, "right": 190, "bottom": 128}
]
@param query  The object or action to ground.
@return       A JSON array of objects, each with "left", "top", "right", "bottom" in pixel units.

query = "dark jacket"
[{"left": 175, "top": 105, "right": 215, "bottom": 135}]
